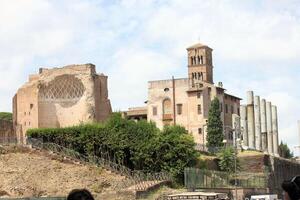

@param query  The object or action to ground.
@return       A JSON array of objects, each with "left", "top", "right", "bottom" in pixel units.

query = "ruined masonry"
[
  {"left": 240, "top": 91, "right": 279, "bottom": 155},
  {"left": 13, "top": 64, "right": 112, "bottom": 144}
]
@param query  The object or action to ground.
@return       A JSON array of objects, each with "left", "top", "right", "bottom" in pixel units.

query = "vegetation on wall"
[
  {"left": 279, "top": 141, "right": 294, "bottom": 159},
  {"left": 206, "top": 97, "right": 224, "bottom": 148},
  {"left": 0, "top": 112, "right": 12, "bottom": 121},
  {"left": 27, "top": 113, "right": 199, "bottom": 181}
]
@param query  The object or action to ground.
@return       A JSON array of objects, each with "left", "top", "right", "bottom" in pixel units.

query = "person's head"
[
  {"left": 282, "top": 176, "right": 300, "bottom": 200},
  {"left": 67, "top": 189, "right": 94, "bottom": 200}
]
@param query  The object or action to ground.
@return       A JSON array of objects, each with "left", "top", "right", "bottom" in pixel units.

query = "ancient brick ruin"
[{"left": 13, "top": 64, "right": 112, "bottom": 144}]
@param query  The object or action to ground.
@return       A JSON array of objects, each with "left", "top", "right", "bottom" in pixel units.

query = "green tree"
[
  {"left": 0, "top": 112, "right": 12, "bottom": 121},
  {"left": 279, "top": 141, "right": 294, "bottom": 159},
  {"left": 217, "top": 147, "right": 240, "bottom": 173},
  {"left": 206, "top": 97, "right": 224, "bottom": 148}
]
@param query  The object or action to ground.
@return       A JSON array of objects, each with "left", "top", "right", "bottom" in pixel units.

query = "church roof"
[{"left": 186, "top": 43, "right": 212, "bottom": 50}]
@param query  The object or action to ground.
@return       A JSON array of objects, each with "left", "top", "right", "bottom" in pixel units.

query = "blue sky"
[{"left": 1, "top": 0, "right": 300, "bottom": 153}]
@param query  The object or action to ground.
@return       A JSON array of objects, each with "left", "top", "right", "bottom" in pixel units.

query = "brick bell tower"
[{"left": 187, "top": 43, "right": 213, "bottom": 85}]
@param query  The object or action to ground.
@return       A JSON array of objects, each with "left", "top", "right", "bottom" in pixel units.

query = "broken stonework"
[{"left": 13, "top": 64, "right": 112, "bottom": 144}]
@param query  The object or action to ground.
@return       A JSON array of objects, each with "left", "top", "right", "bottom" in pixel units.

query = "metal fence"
[
  {"left": 27, "top": 138, "right": 172, "bottom": 191},
  {"left": 184, "top": 168, "right": 267, "bottom": 190},
  {"left": 195, "top": 144, "right": 223, "bottom": 154}
]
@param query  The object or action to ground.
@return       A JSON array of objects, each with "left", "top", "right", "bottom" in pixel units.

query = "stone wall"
[
  {"left": 239, "top": 152, "right": 300, "bottom": 198},
  {"left": 0, "top": 119, "right": 14, "bottom": 143},
  {"left": 267, "top": 155, "right": 300, "bottom": 197}
]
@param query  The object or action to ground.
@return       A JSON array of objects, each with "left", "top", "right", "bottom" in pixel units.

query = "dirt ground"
[{"left": 0, "top": 145, "right": 125, "bottom": 199}]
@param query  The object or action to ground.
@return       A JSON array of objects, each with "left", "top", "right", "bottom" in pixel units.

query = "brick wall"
[{"left": 0, "top": 119, "right": 15, "bottom": 143}]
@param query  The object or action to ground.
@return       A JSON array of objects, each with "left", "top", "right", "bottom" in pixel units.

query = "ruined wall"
[
  {"left": 94, "top": 74, "right": 112, "bottom": 122},
  {"left": 13, "top": 64, "right": 112, "bottom": 144},
  {"left": 0, "top": 119, "right": 14, "bottom": 143},
  {"left": 239, "top": 152, "right": 300, "bottom": 198},
  {"left": 267, "top": 155, "right": 300, "bottom": 197}
]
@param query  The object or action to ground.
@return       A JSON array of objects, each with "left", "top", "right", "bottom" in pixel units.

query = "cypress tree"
[{"left": 206, "top": 97, "right": 224, "bottom": 147}]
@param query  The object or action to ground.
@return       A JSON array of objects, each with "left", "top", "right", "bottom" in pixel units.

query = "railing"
[
  {"left": 184, "top": 168, "right": 267, "bottom": 190},
  {"left": 195, "top": 143, "right": 223, "bottom": 153},
  {"left": 27, "top": 138, "right": 172, "bottom": 191}
]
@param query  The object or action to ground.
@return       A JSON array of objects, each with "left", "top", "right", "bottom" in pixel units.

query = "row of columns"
[{"left": 240, "top": 91, "right": 279, "bottom": 155}]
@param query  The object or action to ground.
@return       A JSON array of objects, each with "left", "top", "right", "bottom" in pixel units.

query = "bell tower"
[{"left": 187, "top": 43, "right": 213, "bottom": 85}]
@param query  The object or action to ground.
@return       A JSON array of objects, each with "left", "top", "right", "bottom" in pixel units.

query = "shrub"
[
  {"left": 217, "top": 147, "right": 240, "bottom": 173},
  {"left": 27, "top": 113, "right": 199, "bottom": 181}
]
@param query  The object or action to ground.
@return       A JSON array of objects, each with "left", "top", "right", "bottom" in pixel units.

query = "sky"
[{"left": 0, "top": 0, "right": 300, "bottom": 153}]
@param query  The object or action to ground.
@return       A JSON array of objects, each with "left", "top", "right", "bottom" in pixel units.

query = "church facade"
[{"left": 146, "top": 43, "right": 241, "bottom": 145}]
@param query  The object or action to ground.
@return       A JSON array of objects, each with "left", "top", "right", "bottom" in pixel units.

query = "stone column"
[
  {"left": 240, "top": 105, "right": 248, "bottom": 147},
  {"left": 247, "top": 91, "right": 255, "bottom": 149},
  {"left": 272, "top": 106, "right": 279, "bottom": 156},
  {"left": 266, "top": 102, "right": 273, "bottom": 154},
  {"left": 260, "top": 99, "right": 268, "bottom": 152},
  {"left": 254, "top": 96, "right": 261, "bottom": 151}
]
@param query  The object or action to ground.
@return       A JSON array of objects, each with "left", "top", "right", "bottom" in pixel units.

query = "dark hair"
[
  {"left": 67, "top": 189, "right": 94, "bottom": 200},
  {"left": 282, "top": 176, "right": 300, "bottom": 200}
]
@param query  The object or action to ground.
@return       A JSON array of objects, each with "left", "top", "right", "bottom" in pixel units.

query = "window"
[
  {"left": 220, "top": 103, "right": 223, "bottom": 112},
  {"left": 24, "top": 122, "right": 26, "bottom": 126},
  {"left": 197, "top": 104, "right": 202, "bottom": 115},
  {"left": 164, "top": 88, "right": 169, "bottom": 92},
  {"left": 238, "top": 108, "right": 240, "bottom": 115},
  {"left": 231, "top": 105, "right": 234, "bottom": 113},
  {"left": 30, "top": 103, "right": 34, "bottom": 109},
  {"left": 197, "top": 91, "right": 202, "bottom": 99},
  {"left": 225, "top": 104, "right": 228, "bottom": 113},
  {"left": 208, "top": 88, "right": 211, "bottom": 97},
  {"left": 163, "top": 99, "right": 172, "bottom": 115},
  {"left": 153, "top": 107, "right": 157, "bottom": 116},
  {"left": 177, "top": 104, "right": 182, "bottom": 115},
  {"left": 24, "top": 112, "right": 26, "bottom": 116},
  {"left": 198, "top": 128, "right": 202, "bottom": 134},
  {"left": 200, "top": 55, "right": 204, "bottom": 64}
]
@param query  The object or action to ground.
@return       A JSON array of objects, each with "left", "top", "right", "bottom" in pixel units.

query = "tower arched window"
[
  {"left": 193, "top": 57, "right": 196, "bottom": 65},
  {"left": 200, "top": 56, "right": 204, "bottom": 64},
  {"left": 191, "top": 57, "right": 194, "bottom": 65},
  {"left": 198, "top": 56, "right": 200, "bottom": 65}
]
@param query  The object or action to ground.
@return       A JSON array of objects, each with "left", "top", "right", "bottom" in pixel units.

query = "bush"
[
  {"left": 27, "top": 113, "right": 199, "bottom": 181},
  {"left": 217, "top": 147, "right": 240, "bottom": 173}
]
